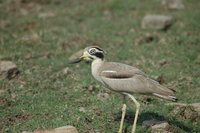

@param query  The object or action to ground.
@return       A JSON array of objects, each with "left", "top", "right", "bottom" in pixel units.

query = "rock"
[
  {"left": 22, "top": 125, "right": 78, "bottom": 133},
  {"left": 142, "top": 15, "right": 173, "bottom": 30},
  {"left": 0, "top": 61, "right": 19, "bottom": 79},
  {"left": 88, "top": 85, "right": 95, "bottom": 92},
  {"left": 54, "top": 126, "right": 78, "bottom": 133},
  {"left": 167, "top": 102, "right": 200, "bottom": 112},
  {"left": 142, "top": 119, "right": 180, "bottom": 133},
  {"left": 151, "top": 122, "right": 171, "bottom": 133},
  {"left": 142, "top": 119, "right": 165, "bottom": 128},
  {"left": 97, "top": 92, "right": 110, "bottom": 101},
  {"left": 161, "top": 0, "right": 185, "bottom": 10},
  {"left": 169, "top": 103, "right": 199, "bottom": 122}
]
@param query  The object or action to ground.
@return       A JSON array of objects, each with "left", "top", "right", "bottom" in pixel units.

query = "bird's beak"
[
  {"left": 69, "top": 51, "right": 91, "bottom": 64},
  {"left": 69, "top": 57, "right": 82, "bottom": 64},
  {"left": 80, "top": 51, "right": 92, "bottom": 62}
]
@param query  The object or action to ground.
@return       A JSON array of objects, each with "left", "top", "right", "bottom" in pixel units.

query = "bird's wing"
[
  {"left": 99, "top": 62, "right": 176, "bottom": 101},
  {"left": 99, "top": 62, "right": 146, "bottom": 79}
]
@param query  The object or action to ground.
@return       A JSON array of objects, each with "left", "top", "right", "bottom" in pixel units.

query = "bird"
[{"left": 70, "top": 46, "right": 177, "bottom": 133}]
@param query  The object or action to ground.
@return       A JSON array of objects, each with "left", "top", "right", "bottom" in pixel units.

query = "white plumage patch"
[
  {"left": 153, "top": 93, "right": 177, "bottom": 101},
  {"left": 102, "top": 70, "right": 117, "bottom": 73}
]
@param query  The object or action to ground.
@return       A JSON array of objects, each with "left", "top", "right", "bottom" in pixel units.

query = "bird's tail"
[
  {"left": 149, "top": 79, "right": 177, "bottom": 102},
  {"left": 153, "top": 92, "right": 177, "bottom": 102}
]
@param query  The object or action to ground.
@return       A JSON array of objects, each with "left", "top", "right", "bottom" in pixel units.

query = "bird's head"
[{"left": 70, "top": 46, "right": 105, "bottom": 64}]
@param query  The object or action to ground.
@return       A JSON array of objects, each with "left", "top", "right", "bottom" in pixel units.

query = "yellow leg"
[
  {"left": 118, "top": 104, "right": 127, "bottom": 133},
  {"left": 123, "top": 93, "right": 140, "bottom": 133}
]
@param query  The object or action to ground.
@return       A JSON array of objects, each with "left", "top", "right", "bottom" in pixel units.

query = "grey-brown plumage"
[
  {"left": 71, "top": 46, "right": 177, "bottom": 133},
  {"left": 98, "top": 62, "right": 176, "bottom": 101}
]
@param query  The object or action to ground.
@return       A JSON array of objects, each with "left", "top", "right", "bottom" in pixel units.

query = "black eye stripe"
[
  {"left": 87, "top": 47, "right": 104, "bottom": 59},
  {"left": 94, "top": 52, "right": 104, "bottom": 59}
]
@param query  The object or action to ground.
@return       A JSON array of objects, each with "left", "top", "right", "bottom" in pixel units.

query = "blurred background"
[{"left": 0, "top": 0, "right": 200, "bottom": 132}]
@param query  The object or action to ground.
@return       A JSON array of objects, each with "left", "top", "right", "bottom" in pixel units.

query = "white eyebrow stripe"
[
  {"left": 94, "top": 49, "right": 103, "bottom": 53},
  {"left": 97, "top": 50, "right": 103, "bottom": 53}
]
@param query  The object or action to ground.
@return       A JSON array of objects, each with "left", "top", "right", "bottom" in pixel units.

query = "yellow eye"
[{"left": 89, "top": 48, "right": 96, "bottom": 55}]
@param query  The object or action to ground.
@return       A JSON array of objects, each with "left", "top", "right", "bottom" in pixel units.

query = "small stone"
[
  {"left": 88, "top": 85, "right": 94, "bottom": 91},
  {"left": 79, "top": 107, "right": 87, "bottom": 113},
  {"left": 54, "top": 125, "right": 78, "bottom": 133},
  {"left": 151, "top": 122, "right": 169, "bottom": 128},
  {"left": 161, "top": 0, "right": 185, "bottom": 10},
  {"left": 0, "top": 61, "right": 19, "bottom": 79},
  {"left": 142, "top": 119, "right": 164, "bottom": 128},
  {"left": 93, "top": 129, "right": 103, "bottom": 133},
  {"left": 88, "top": 85, "right": 96, "bottom": 92},
  {"left": 169, "top": 103, "right": 199, "bottom": 122},
  {"left": 97, "top": 92, "right": 110, "bottom": 101},
  {"left": 142, "top": 119, "right": 180, "bottom": 133},
  {"left": 142, "top": 15, "right": 173, "bottom": 30},
  {"left": 22, "top": 125, "right": 78, "bottom": 133},
  {"left": 151, "top": 122, "right": 171, "bottom": 133},
  {"left": 62, "top": 67, "right": 71, "bottom": 75}
]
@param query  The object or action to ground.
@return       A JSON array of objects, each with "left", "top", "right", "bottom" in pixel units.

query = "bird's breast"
[{"left": 91, "top": 60, "right": 104, "bottom": 84}]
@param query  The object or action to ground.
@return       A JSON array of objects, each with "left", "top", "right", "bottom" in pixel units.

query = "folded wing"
[{"left": 99, "top": 62, "right": 177, "bottom": 101}]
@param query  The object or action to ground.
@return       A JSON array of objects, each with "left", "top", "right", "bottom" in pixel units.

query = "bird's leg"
[
  {"left": 118, "top": 104, "right": 127, "bottom": 133},
  {"left": 123, "top": 93, "right": 140, "bottom": 133}
]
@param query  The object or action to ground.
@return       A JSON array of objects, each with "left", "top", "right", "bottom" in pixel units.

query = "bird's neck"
[
  {"left": 91, "top": 58, "right": 104, "bottom": 70},
  {"left": 91, "top": 59, "right": 104, "bottom": 82}
]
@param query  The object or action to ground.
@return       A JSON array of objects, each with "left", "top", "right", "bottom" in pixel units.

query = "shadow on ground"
[{"left": 114, "top": 110, "right": 192, "bottom": 133}]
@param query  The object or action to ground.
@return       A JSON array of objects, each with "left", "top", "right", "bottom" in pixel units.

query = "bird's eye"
[{"left": 89, "top": 48, "right": 96, "bottom": 55}]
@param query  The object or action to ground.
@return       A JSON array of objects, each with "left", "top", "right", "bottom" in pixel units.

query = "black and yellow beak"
[
  {"left": 69, "top": 57, "right": 82, "bottom": 64},
  {"left": 69, "top": 51, "right": 93, "bottom": 64}
]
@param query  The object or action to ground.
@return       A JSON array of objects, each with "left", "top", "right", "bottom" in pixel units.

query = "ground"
[{"left": 0, "top": 0, "right": 200, "bottom": 132}]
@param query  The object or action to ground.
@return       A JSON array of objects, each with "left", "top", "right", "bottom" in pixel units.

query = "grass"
[{"left": 0, "top": 0, "right": 200, "bottom": 132}]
